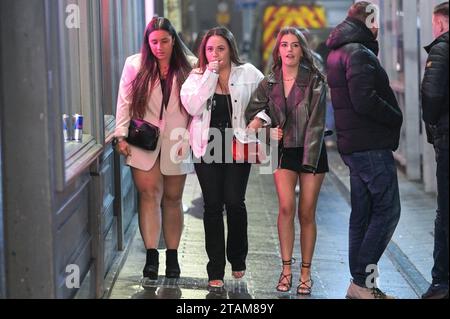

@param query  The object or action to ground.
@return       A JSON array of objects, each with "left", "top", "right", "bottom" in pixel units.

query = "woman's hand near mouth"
[{"left": 208, "top": 60, "right": 220, "bottom": 73}]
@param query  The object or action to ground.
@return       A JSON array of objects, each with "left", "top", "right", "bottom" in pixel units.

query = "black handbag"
[
  {"left": 126, "top": 96, "right": 165, "bottom": 151},
  {"left": 126, "top": 119, "right": 160, "bottom": 151}
]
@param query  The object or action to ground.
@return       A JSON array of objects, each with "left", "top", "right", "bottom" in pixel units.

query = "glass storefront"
[
  {"left": 380, "top": 0, "right": 407, "bottom": 167},
  {"left": 377, "top": 0, "right": 439, "bottom": 190},
  {"left": 381, "top": 0, "right": 405, "bottom": 85}
]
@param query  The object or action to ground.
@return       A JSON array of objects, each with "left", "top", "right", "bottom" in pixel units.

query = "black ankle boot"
[
  {"left": 143, "top": 249, "right": 159, "bottom": 280},
  {"left": 165, "top": 249, "right": 181, "bottom": 278}
]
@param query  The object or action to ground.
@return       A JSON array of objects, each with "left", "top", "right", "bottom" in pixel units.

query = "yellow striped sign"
[{"left": 262, "top": 5, "right": 327, "bottom": 66}]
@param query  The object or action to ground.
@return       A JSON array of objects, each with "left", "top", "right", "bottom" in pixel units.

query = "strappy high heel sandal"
[
  {"left": 276, "top": 258, "right": 296, "bottom": 292},
  {"left": 297, "top": 261, "right": 314, "bottom": 295}
]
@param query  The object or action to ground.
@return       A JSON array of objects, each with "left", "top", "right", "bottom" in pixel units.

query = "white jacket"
[
  {"left": 115, "top": 54, "right": 193, "bottom": 174},
  {"left": 180, "top": 63, "right": 265, "bottom": 158}
]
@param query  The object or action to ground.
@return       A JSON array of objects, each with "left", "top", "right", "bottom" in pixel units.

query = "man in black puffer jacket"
[
  {"left": 326, "top": 1, "right": 403, "bottom": 299},
  {"left": 421, "top": 2, "right": 449, "bottom": 300}
]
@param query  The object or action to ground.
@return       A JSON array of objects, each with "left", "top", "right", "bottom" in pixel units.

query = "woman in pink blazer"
[{"left": 114, "top": 17, "right": 193, "bottom": 284}]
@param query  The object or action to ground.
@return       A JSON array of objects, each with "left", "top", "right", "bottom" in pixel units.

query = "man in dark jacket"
[
  {"left": 326, "top": 1, "right": 403, "bottom": 299},
  {"left": 421, "top": 2, "right": 449, "bottom": 300}
]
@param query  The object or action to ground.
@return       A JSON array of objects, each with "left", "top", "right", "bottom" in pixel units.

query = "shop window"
[
  {"left": 45, "top": 0, "right": 144, "bottom": 188},
  {"left": 45, "top": 0, "right": 104, "bottom": 188}
]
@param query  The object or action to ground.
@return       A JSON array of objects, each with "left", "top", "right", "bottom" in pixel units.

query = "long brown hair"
[
  {"left": 271, "top": 27, "right": 324, "bottom": 80},
  {"left": 129, "top": 17, "right": 192, "bottom": 118},
  {"left": 196, "top": 27, "right": 244, "bottom": 73}
]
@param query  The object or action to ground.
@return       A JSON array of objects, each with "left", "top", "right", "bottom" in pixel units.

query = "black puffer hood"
[{"left": 326, "top": 17, "right": 379, "bottom": 55}]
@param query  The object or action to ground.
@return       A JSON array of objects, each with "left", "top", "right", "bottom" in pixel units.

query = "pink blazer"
[{"left": 115, "top": 54, "right": 193, "bottom": 175}]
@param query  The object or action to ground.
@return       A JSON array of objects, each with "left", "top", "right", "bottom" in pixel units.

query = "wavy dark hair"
[
  {"left": 129, "top": 17, "right": 192, "bottom": 118},
  {"left": 272, "top": 27, "right": 324, "bottom": 80},
  {"left": 196, "top": 26, "right": 244, "bottom": 73}
]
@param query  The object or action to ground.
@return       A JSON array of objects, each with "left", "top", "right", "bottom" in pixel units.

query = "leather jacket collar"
[{"left": 267, "top": 62, "right": 312, "bottom": 87}]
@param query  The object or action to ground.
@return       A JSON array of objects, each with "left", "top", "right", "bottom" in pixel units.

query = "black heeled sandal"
[
  {"left": 297, "top": 261, "right": 314, "bottom": 295},
  {"left": 276, "top": 258, "right": 296, "bottom": 292}
]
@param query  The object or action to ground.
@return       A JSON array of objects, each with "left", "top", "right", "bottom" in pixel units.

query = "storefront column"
[
  {"left": 403, "top": 0, "right": 421, "bottom": 181},
  {"left": 145, "top": 0, "right": 155, "bottom": 24}
]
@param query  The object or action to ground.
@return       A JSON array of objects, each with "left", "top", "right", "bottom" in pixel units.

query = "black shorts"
[{"left": 279, "top": 145, "right": 329, "bottom": 174}]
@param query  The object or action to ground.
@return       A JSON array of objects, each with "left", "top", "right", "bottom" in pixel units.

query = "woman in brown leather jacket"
[{"left": 246, "top": 27, "right": 328, "bottom": 295}]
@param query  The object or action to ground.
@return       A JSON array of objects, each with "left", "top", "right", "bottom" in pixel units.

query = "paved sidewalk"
[{"left": 108, "top": 146, "right": 435, "bottom": 299}]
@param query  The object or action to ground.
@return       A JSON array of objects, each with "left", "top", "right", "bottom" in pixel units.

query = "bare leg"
[
  {"left": 162, "top": 174, "right": 187, "bottom": 249},
  {"left": 132, "top": 158, "right": 164, "bottom": 249},
  {"left": 297, "top": 172, "right": 325, "bottom": 294},
  {"left": 274, "top": 169, "right": 298, "bottom": 290}
]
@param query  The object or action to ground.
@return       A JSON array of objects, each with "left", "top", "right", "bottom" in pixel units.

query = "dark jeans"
[
  {"left": 432, "top": 146, "right": 449, "bottom": 285},
  {"left": 195, "top": 162, "right": 251, "bottom": 281},
  {"left": 341, "top": 150, "right": 401, "bottom": 288}
]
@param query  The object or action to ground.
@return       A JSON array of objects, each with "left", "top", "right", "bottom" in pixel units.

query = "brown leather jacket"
[{"left": 245, "top": 63, "right": 327, "bottom": 172}]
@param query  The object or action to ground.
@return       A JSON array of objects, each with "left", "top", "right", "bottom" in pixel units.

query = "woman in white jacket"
[
  {"left": 181, "top": 27, "right": 264, "bottom": 288},
  {"left": 114, "top": 17, "right": 193, "bottom": 284}
]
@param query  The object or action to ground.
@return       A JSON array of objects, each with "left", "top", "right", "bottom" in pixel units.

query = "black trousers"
[
  {"left": 432, "top": 145, "right": 449, "bottom": 285},
  {"left": 195, "top": 162, "right": 251, "bottom": 281}
]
